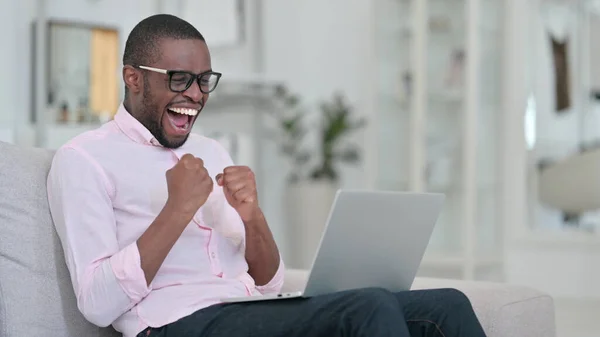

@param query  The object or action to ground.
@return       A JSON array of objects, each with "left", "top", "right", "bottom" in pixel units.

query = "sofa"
[{"left": 0, "top": 141, "right": 556, "bottom": 337}]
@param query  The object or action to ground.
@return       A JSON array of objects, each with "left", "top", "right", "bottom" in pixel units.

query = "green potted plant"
[
  {"left": 269, "top": 85, "right": 366, "bottom": 184},
  {"left": 269, "top": 85, "right": 366, "bottom": 268},
  {"left": 308, "top": 92, "right": 366, "bottom": 183}
]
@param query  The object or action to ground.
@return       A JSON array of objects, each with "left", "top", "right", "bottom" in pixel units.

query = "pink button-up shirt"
[{"left": 46, "top": 104, "right": 285, "bottom": 337}]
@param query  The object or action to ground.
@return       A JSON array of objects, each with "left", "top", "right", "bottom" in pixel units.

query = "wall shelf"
[{"left": 370, "top": 0, "right": 505, "bottom": 281}]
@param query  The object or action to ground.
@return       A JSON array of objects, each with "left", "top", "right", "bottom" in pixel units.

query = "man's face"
[{"left": 134, "top": 38, "right": 212, "bottom": 148}]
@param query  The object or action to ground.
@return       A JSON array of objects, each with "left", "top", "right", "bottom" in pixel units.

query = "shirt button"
[{"left": 211, "top": 252, "right": 216, "bottom": 259}]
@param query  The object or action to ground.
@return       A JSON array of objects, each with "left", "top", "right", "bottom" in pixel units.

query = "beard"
[{"left": 138, "top": 76, "right": 190, "bottom": 149}]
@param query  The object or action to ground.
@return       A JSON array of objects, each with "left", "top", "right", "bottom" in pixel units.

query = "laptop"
[{"left": 221, "top": 189, "right": 445, "bottom": 303}]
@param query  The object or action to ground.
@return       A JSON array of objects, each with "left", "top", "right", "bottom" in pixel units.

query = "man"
[{"left": 47, "top": 14, "right": 487, "bottom": 337}]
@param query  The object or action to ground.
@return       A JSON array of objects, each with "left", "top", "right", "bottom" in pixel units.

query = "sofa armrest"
[{"left": 282, "top": 269, "right": 556, "bottom": 337}]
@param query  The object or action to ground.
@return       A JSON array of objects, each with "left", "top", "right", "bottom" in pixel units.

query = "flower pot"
[{"left": 285, "top": 180, "right": 338, "bottom": 269}]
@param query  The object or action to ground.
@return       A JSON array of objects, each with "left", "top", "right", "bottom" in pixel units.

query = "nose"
[{"left": 183, "top": 79, "right": 203, "bottom": 103}]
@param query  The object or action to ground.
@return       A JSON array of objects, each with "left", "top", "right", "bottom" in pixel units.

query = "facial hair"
[{"left": 139, "top": 76, "right": 189, "bottom": 149}]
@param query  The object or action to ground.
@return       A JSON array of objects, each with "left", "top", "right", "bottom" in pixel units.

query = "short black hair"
[{"left": 123, "top": 14, "right": 205, "bottom": 67}]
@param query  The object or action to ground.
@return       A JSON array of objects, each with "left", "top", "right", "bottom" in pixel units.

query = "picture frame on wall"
[{"left": 30, "top": 20, "right": 120, "bottom": 126}]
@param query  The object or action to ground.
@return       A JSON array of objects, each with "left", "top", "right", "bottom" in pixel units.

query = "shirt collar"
[{"left": 113, "top": 103, "right": 162, "bottom": 147}]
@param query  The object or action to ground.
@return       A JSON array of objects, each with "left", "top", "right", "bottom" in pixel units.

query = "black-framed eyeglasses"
[{"left": 136, "top": 65, "right": 222, "bottom": 94}]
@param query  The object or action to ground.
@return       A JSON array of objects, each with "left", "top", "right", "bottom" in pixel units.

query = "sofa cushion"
[{"left": 0, "top": 141, "right": 119, "bottom": 337}]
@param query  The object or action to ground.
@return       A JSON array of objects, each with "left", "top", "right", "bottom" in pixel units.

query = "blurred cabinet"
[{"left": 371, "top": 0, "right": 504, "bottom": 280}]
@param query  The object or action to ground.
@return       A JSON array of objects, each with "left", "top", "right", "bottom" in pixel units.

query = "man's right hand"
[
  {"left": 165, "top": 153, "right": 213, "bottom": 220},
  {"left": 138, "top": 154, "right": 213, "bottom": 286}
]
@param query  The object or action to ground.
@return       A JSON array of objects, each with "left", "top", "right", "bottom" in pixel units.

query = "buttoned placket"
[{"left": 161, "top": 142, "right": 223, "bottom": 278}]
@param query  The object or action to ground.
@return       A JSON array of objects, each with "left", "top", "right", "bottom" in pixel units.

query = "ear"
[{"left": 123, "top": 65, "right": 142, "bottom": 94}]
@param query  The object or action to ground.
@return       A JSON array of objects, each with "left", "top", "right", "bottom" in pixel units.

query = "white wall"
[
  {"left": 0, "top": 0, "right": 35, "bottom": 143},
  {"left": 263, "top": 0, "right": 371, "bottom": 102},
  {"left": 507, "top": 239, "right": 600, "bottom": 300},
  {"left": 0, "top": 1, "right": 20, "bottom": 126}
]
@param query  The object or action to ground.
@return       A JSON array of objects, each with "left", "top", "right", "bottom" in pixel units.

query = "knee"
[
  {"left": 347, "top": 287, "right": 400, "bottom": 314},
  {"left": 432, "top": 288, "right": 478, "bottom": 319},
  {"left": 336, "top": 288, "right": 404, "bottom": 331},
  {"left": 437, "top": 288, "right": 472, "bottom": 308},
  {"left": 427, "top": 289, "right": 484, "bottom": 333}
]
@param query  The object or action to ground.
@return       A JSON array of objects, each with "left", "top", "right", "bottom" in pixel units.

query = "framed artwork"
[{"left": 31, "top": 20, "right": 120, "bottom": 125}]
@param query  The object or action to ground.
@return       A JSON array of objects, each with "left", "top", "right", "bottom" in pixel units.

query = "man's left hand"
[{"left": 216, "top": 166, "right": 261, "bottom": 222}]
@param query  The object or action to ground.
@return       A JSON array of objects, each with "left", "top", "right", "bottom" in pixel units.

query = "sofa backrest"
[{"left": 0, "top": 141, "right": 119, "bottom": 337}]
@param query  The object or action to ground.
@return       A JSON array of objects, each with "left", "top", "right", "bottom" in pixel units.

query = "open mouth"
[{"left": 165, "top": 107, "right": 199, "bottom": 135}]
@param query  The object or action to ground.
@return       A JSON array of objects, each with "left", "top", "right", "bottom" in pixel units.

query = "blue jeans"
[{"left": 137, "top": 288, "right": 487, "bottom": 337}]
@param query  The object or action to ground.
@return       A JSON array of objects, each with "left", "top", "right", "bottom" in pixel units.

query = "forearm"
[
  {"left": 244, "top": 209, "right": 280, "bottom": 285},
  {"left": 76, "top": 250, "right": 142, "bottom": 327},
  {"left": 137, "top": 201, "right": 191, "bottom": 285}
]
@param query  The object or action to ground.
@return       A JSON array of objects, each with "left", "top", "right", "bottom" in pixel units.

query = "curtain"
[{"left": 89, "top": 28, "right": 119, "bottom": 118}]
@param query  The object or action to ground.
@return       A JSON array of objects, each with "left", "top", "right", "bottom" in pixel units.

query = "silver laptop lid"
[{"left": 302, "top": 190, "right": 445, "bottom": 297}]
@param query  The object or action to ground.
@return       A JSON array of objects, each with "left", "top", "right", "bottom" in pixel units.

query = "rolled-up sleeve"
[
  {"left": 47, "top": 146, "right": 151, "bottom": 327},
  {"left": 255, "top": 257, "right": 285, "bottom": 295}
]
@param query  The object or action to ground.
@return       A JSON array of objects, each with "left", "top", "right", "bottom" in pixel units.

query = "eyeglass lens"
[{"left": 169, "top": 72, "right": 219, "bottom": 93}]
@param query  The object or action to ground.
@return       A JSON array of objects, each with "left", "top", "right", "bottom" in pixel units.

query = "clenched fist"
[
  {"left": 216, "top": 166, "right": 261, "bottom": 222},
  {"left": 166, "top": 154, "right": 213, "bottom": 220}
]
